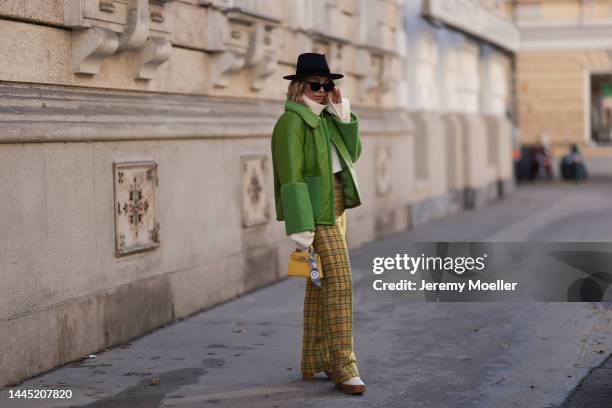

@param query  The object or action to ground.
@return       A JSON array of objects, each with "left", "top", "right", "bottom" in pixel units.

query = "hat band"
[{"left": 295, "top": 67, "right": 331, "bottom": 75}]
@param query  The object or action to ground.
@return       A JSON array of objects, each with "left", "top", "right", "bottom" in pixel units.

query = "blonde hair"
[{"left": 286, "top": 79, "right": 307, "bottom": 104}]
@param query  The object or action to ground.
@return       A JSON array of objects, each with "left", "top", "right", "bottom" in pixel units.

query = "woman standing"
[{"left": 271, "top": 53, "right": 366, "bottom": 395}]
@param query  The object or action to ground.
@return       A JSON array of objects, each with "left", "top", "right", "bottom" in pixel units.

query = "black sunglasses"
[{"left": 307, "top": 81, "right": 335, "bottom": 92}]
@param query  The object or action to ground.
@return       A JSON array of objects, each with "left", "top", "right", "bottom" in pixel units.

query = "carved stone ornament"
[
  {"left": 113, "top": 161, "right": 160, "bottom": 256},
  {"left": 71, "top": 26, "right": 119, "bottom": 75},
  {"left": 137, "top": 36, "right": 173, "bottom": 79},
  {"left": 241, "top": 156, "right": 269, "bottom": 227},
  {"left": 117, "top": 0, "right": 150, "bottom": 52},
  {"left": 375, "top": 146, "right": 392, "bottom": 196},
  {"left": 353, "top": 49, "right": 397, "bottom": 100},
  {"left": 199, "top": 3, "right": 280, "bottom": 90},
  {"left": 244, "top": 23, "right": 278, "bottom": 91},
  {"left": 379, "top": 53, "right": 399, "bottom": 93},
  {"left": 354, "top": 49, "right": 379, "bottom": 100},
  {"left": 64, "top": 0, "right": 174, "bottom": 79}
]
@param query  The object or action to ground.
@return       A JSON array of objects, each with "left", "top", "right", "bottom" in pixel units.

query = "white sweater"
[{"left": 302, "top": 95, "right": 351, "bottom": 174}]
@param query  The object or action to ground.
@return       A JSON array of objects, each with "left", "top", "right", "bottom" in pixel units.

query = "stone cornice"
[
  {"left": 0, "top": 83, "right": 414, "bottom": 143},
  {"left": 224, "top": 6, "right": 282, "bottom": 25},
  {"left": 0, "top": 1, "right": 403, "bottom": 103},
  {"left": 518, "top": 24, "right": 612, "bottom": 50},
  {"left": 422, "top": 0, "right": 519, "bottom": 52}
]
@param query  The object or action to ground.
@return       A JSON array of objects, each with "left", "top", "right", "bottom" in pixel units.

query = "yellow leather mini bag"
[{"left": 288, "top": 247, "right": 323, "bottom": 283}]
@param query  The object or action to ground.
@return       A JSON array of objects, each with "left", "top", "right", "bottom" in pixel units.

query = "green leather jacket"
[{"left": 271, "top": 100, "right": 363, "bottom": 235}]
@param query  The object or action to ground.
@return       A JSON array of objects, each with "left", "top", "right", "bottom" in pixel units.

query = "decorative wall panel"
[
  {"left": 375, "top": 146, "right": 392, "bottom": 196},
  {"left": 113, "top": 160, "right": 160, "bottom": 256},
  {"left": 241, "top": 155, "right": 268, "bottom": 227}
]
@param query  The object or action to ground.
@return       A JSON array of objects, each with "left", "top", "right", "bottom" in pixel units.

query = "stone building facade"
[
  {"left": 402, "top": 0, "right": 517, "bottom": 219},
  {"left": 509, "top": 0, "right": 612, "bottom": 171},
  {"left": 0, "top": 0, "right": 515, "bottom": 386}
]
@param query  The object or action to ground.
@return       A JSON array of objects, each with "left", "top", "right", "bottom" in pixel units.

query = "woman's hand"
[
  {"left": 330, "top": 86, "right": 342, "bottom": 104},
  {"left": 323, "top": 85, "right": 342, "bottom": 105}
]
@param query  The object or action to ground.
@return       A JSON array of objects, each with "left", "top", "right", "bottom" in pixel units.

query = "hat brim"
[{"left": 283, "top": 72, "right": 344, "bottom": 80}]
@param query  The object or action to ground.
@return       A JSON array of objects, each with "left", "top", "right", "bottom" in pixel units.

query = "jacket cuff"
[
  {"left": 332, "top": 111, "right": 358, "bottom": 132},
  {"left": 280, "top": 182, "right": 315, "bottom": 235}
]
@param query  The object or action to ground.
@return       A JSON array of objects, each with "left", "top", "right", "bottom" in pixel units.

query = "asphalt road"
[{"left": 2, "top": 179, "right": 612, "bottom": 408}]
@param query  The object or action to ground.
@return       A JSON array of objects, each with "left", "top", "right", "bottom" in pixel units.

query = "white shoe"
[
  {"left": 336, "top": 376, "right": 366, "bottom": 394},
  {"left": 343, "top": 377, "right": 365, "bottom": 386}
]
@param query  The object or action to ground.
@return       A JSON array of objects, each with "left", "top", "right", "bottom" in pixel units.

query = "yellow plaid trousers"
[{"left": 301, "top": 173, "right": 359, "bottom": 383}]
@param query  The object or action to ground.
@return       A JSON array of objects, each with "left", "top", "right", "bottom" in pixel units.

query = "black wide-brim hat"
[{"left": 283, "top": 52, "right": 344, "bottom": 80}]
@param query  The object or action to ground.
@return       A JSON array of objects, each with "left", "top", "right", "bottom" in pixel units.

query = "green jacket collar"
[{"left": 285, "top": 100, "right": 321, "bottom": 128}]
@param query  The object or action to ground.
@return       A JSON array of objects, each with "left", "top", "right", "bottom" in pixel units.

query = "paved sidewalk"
[
  {"left": 2, "top": 279, "right": 611, "bottom": 408},
  {"left": 3, "top": 180, "right": 612, "bottom": 408}
]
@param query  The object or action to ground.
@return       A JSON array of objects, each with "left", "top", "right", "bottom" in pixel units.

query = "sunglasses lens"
[
  {"left": 309, "top": 82, "right": 322, "bottom": 92},
  {"left": 323, "top": 82, "right": 335, "bottom": 92},
  {"left": 308, "top": 81, "right": 335, "bottom": 92}
]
